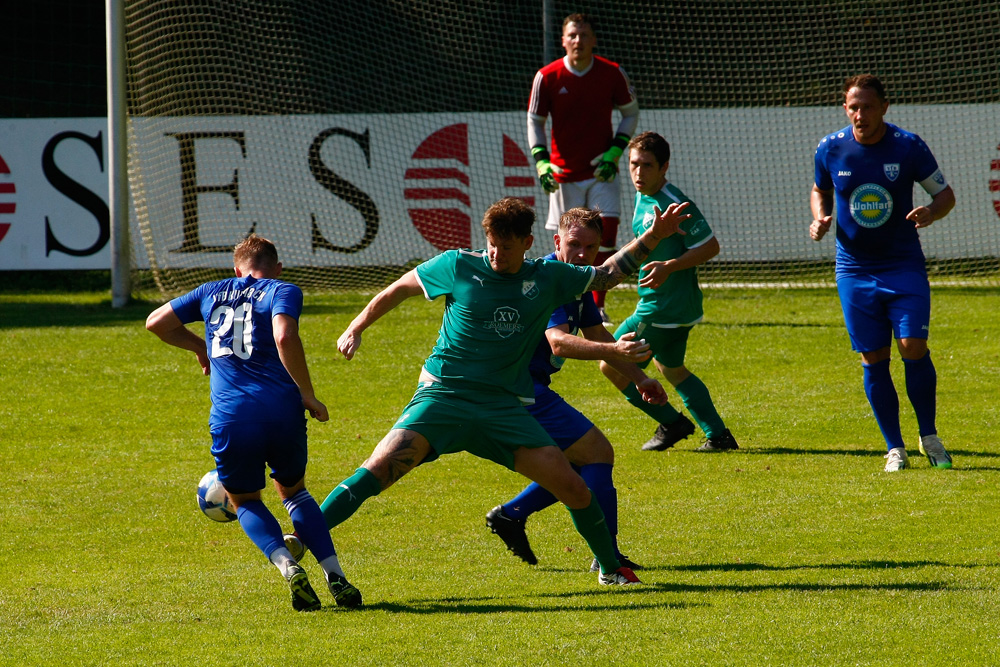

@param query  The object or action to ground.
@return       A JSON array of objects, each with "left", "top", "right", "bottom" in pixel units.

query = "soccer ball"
[{"left": 197, "top": 469, "right": 237, "bottom": 522}]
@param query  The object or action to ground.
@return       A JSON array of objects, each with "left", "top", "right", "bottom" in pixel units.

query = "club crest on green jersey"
[
  {"left": 521, "top": 280, "right": 539, "bottom": 300},
  {"left": 486, "top": 306, "right": 523, "bottom": 338}
]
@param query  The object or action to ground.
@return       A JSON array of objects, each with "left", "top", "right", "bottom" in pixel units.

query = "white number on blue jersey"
[{"left": 209, "top": 303, "right": 254, "bottom": 360}]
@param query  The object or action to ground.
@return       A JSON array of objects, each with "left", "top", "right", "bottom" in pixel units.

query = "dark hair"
[
  {"left": 563, "top": 13, "right": 594, "bottom": 32},
  {"left": 843, "top": 74, "right": 886, "bottom": 102},
  {"left": 481, "top": 197, "right": 535, "bottom": 240},
  {"left": 558, "top": 207, "right": 604, "bottom": 236},
  {"left": 628, "top": 131, "right": 671, "bottom": 167},
  {"left": 233, "top": 233, "right": 279, "bottom": 272}
]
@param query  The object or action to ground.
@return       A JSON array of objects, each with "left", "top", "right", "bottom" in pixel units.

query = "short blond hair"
[
  {"left": 558, "top": 207, "right": 603, "bottom": 236},
  {"left": 233, "top": 234, "right": 279, "bottom": 272}
]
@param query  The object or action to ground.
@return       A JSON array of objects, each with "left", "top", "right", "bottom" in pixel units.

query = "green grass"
[{"left": 2, "top": 286, "right": 999, "bottom": 666}]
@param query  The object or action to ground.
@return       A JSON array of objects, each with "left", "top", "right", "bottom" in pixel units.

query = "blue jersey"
[
  {"left": 170, "top": 276, "right": 304, "bottom": 426},
  {"left": 814, "top": 122, "right": 948, "bottom": 276},
  {"left": 527, "top": 252, "right": 603, "bottom": 386}
]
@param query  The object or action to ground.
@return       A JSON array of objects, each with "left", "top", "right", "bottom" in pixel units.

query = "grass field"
[{"left": 2, "top": 285, "right": 999, "bottom": 666}]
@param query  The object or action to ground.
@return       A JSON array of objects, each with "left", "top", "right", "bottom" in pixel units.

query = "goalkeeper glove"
[
  {"left": 591, "top": 133, "right": 631, "bottom": 182},
  {"left": 531, "top": 146, "right": 561, "bottom": 194}
]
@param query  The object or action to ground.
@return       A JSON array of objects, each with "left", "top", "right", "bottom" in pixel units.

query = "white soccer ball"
[{"left": 197, "top": 469, "right": 237, "bottom": 522}]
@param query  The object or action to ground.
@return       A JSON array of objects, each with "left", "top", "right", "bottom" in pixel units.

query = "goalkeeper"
[{"left": 527, "top": 12, "right": 638, "bottom": 326}]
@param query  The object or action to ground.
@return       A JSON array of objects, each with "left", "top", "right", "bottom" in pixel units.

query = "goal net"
[{"left": 122, "top": 0, "right": 1000, "bottom": 297}]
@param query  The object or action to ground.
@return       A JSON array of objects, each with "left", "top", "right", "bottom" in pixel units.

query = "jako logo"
[
  {"left": 404, "top": 123, "right": 534, "bottom": 251},
  {"left": 0, "top": 153, "right": 14, "bottom": 245}
]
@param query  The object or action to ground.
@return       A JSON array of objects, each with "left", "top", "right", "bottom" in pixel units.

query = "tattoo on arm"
[{"left": 591, "top": 238, "right": 653, "bottom": 292}]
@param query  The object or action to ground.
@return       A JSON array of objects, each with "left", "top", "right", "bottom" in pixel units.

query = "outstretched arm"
[
  {"left": 273, "top": 313, "right": 328, "bottom": 421},
  {"left": 545, "top": 324, "right": 668, "bottom": 404},
  {"left": 146, "top": 302, "right": 210, "bottom": 375},
  {"left": 546, "top": 326, "right": 650, "bottom": 364},
  {"left": 338, "top": 270, "right": 424, "bottom": 360},
  {"left": 590, "top": 202, "right": 690, "bottom": 293},
  {"left": 580, "top": 325, "right": 668, "bottom": 404}
]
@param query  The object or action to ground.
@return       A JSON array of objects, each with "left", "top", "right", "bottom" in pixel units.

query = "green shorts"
[
  {"left": 393, "top": 381, "right": 558, "bottom": 471},
  {"left": 614, "top": 313, "right": 692, "bottom": 369}
]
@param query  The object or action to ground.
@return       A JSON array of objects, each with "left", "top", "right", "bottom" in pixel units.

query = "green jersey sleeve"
[{"left": 414, "top": 250, "right": 459, "bottom": 300}]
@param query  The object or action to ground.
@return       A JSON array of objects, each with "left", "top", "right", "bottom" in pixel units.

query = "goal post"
[{"left": 117, "top": 0, "right": 1000, "bottom": 299}]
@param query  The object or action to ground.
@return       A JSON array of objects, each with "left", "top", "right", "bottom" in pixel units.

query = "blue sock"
[
  {"left": 283, "top": 488, "right": 336, "bottom": 563},
  {"left": 236, "top": 500, "right": 284, "bottom": 559},
  {"left": 578, "top": 463, "right": 619, "bottom": 555},
  {"left": 903, "top": 352, "right": 937, "bottom": 437},
  {"left": 862, "top": 359, "right": 905, "bottom": 451},
  {"left": 503, "top": 482, "right": 559, "bottom": 520}
]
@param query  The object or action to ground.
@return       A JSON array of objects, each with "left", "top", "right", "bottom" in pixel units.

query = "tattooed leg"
[{"left": 320, "top": 429, "right": 430, "bottom": 529}]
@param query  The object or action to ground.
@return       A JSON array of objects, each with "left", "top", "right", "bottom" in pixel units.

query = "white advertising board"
[{"left": 1, "top": 107, "right": 997, "bottom": 270}]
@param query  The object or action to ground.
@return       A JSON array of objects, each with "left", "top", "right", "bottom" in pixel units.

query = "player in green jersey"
[
  {"left": 601, "top": 131, "right": 739, "bottom": 452},
  {"left": 319, "top": 196, "right": 689, "bottom": 588}
]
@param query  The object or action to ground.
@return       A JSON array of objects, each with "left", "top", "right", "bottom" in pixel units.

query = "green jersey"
[
  {"left": 415, "top": 249, "right": 595, "bottom": 402},
  {"left": 631, "top": 182, "right": 714, "bottom": 326}
]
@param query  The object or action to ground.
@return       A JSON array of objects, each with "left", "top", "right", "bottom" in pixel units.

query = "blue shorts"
[
  {"left": 210, "top": 417, "right": 308, "bottom": 493},
  {"left": 836, "top": 269, "right": 930, "bottom": 353},
  {"left": 525, "top": 383, "right": 594, "bottom": 450}
]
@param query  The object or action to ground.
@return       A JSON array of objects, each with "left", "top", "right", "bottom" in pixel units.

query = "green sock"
[
  {"left": 320, "top": 467, "right": 381, "bottom": 529},
  {"left": 567, "top": 491, "right": 621, "bottom": 574},
  {"left": 675, "top": 374, "right": 726, "bottom": 438},
  {"left": 622, "top": 382, "right": 682, "bottom": 425}
]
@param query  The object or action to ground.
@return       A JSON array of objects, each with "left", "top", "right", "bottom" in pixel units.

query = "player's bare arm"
[
  {"left": 591, "top": 202, "right": 690, "bottom": 292},
  {"left": 571, "top": 325, "right": 667, "bottom": 404},
  {"left": 338, "top": 270, "right": 424, "bottom": 360},
  {"left": 146, "top": 303, "right": 211, "bottom": 375},
  {"left": 639, "top": 236, "right": 720, "bottom": 290},
  {"left": 907, "top": 185, "right": 955, "bottom": 228},
  {"left": 546, "top": 326, "right": 650, "bottom": 364},
  {"left": 273, "top": 313, "right": 329, "bottom": 422},
  {"left": 810, "top": 185, "right": 834, "bottom": 241}
]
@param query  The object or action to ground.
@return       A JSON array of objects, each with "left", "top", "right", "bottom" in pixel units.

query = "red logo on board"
[
  {"left": 991, "top": 143, "right": 1000, "bottom": 219},
  {"left": 404, "top": 123, "right": 535, "bottom": 251},
  {"left": 0, "top": 153, "right": 14, "bottom": 245}
]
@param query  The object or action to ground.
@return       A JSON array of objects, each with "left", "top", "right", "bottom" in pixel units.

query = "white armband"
[{"left": 919, "top": 169, "right": 948, "bottom": 197}]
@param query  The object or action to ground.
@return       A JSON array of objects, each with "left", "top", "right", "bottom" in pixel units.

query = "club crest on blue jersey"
[
  {"left": 883, "top": 163, "right": 900, "bottom": 182},
  {"left": 521, "top": 280, "right": 539, "bottom": 300},
  {"left": 486, "top": 306, "right": 523, "bottom": 338},
  {"left": 849, "top": 183, "right": 893, "bottom": 228}
]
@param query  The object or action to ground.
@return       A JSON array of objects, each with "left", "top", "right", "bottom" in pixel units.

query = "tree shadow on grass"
[
  {"left": 0, "top": 299, "right": 153, "bottom": 329},
  {"left": 740, "top": 447, "right": 1000, "bottom": 466},
  {"left": 652, "top": 559, "right": 986, "bottom": 573},
  {"left": 355, "top": 596, "right": 700, "bottom": 615}
]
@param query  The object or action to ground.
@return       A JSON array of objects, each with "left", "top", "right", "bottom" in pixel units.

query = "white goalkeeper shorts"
[{"left": 544, "top": 178, "right": 621, "bottom": 230}]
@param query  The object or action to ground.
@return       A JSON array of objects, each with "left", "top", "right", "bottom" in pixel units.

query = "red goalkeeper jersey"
[{"left": 528, "top": 55, "right": 636, "bottom": 183}]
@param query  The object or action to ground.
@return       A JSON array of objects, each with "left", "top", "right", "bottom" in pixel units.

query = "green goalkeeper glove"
[
  {"left": 591, "top": 133, "right": 631, "bottom": 182},
  {"left": 531, "top": 146, "right": 561, "bottom": 194}
]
